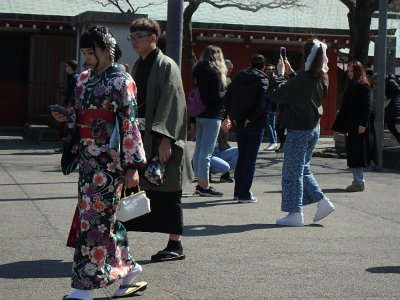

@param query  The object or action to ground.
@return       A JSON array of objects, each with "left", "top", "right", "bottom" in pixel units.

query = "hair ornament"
[
  {"left": 102, "top": 32, "right": 116, "bottom": 61},
  {"left": 305, "top": 39, "right": 329, "bottom": 73}
]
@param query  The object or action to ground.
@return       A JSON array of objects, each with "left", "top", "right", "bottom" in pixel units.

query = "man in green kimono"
[{"left": 123, "top": 17, "right": 193, "bottom": 262}]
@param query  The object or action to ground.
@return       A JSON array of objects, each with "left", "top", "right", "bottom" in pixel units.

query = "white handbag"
[{"left": 116, "top": 188, "right": 151, "bottom": 222}]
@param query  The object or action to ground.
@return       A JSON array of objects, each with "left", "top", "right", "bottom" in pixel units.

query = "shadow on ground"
[
  {"left": 366, "top": 266, "right": 400, "bottom": 274},
  {"left": 0, "top": 260, "right": 71, "bottom": 278}
]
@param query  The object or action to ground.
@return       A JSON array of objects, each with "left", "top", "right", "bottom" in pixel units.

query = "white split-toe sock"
[
  {"left": 65, "top": 289, "right": 93, "bottom": 300},
  {"left": 276, "top": 212, "right": 304, "bottom": 227},
  {"left": 113, "top": 263, "right": 143, "bottom": 297},
  {"left": 313, "top": 197, "right": 335, "bottom": 222}
]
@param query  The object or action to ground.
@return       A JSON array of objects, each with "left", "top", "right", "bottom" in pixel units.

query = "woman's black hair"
[{"left": 79, "top": 26, "right": 122, "bottom": 63}]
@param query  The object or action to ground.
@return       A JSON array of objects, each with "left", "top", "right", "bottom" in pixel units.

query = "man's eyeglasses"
[
  {"left": 127, "top": 33, "right": 152, "bottom": 41},
  {"left": 267, "top": 68, "right": 275, "bottom": 71}
]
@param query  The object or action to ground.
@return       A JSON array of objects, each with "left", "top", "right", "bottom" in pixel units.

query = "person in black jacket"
[
  {"left": 268, "top": 39, "right": 334, "bottom": 226},
  {"left": 385, "top": 74, "right": 400, "bottom": 144},
  {"left": 64, "top": 59, "right": 78, "bottom": 107},
  {"left": 192, "top": 45, "right": 227, "bottom": 197},
  {"left": 225, "top": 54, "right": 268, "bottom": 203},
  {"left": 332, "top": 61, "right": 373, "bottom": 192}
]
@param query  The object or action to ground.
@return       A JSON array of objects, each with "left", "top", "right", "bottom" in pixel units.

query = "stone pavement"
[{"left": 1, "top": 131, "right": 399, "bottom": 299}]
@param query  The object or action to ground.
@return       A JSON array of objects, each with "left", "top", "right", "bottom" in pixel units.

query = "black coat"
[
  {"left": 384, "top": 76, "right": 400, "bottom": 123},
  {"left": 332, "top": 83, "right": 374, "bottom": 168}
]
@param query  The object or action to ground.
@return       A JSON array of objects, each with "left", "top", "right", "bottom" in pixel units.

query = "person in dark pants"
[
  {"left": 385, "top": 73, "right": 400, "bottom": 144},
  {"left": 123, "top": 18, "right": 193, "bottom": 263},
  {"left": 64, "top": 59, "right": 79, "bottom": 107},
  {"left": 225, "top": 54, "right": 269, "bottom": 203}
]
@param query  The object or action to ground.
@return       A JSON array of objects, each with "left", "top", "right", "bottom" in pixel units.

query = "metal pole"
[
  {"left": 166, "top": 0, "right": 184, "bottom": 68},
  {"left": 374, "top": 0, "right": 387, "bottom": 170}
]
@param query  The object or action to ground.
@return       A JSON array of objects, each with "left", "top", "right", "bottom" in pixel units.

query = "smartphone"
[
  {"left": 49, "top": 104, "right": 68, "bottom": 117},
  {"left": 280, "top": 47, "right": 287, "bottom": 60}
]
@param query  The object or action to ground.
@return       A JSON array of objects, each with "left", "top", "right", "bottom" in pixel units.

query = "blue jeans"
[
  {"left": 234, "top": 122, "right": 264, "bottom": 199},
  {"left": 210, "top": 147, "right": 238, "bottom": 174},
  {"left": 193, "top": 118, "right": 221, "bottom": 180},
  {"left": 350, "top": 168, "right": 364, "bottom": 185},
  {"left": 281, "top": 124, "right": 325, "bottom": 212},
  {"left": 266, "top": 113, "right": 277, "bottom": 143}
]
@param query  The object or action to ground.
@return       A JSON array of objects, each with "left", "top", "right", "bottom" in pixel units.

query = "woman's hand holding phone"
[{"left": 49, "top": 104, "right": 68, "bottom": 123}]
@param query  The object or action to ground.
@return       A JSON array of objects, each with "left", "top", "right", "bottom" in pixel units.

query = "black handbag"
[{"left": 61, "top": 126, "right": 79, "bottom": 175}]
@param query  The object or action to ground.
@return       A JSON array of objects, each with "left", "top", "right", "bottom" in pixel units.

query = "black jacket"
[
  {"left": 193, "top": 61, "right": 226, "bottom": 119},
  {"left": 225, "top": 67, "right": 269, "bottom": 127},
  {"left": 65, "top": 72, "right": 78, "bottom": 106},
  {"left": 385, "top": 76, "right": 400, "bottom": 123}
]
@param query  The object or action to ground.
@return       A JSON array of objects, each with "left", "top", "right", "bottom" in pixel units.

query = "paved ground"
[{"left": 1, "top": 131, "right": 399, "bottom": 299}]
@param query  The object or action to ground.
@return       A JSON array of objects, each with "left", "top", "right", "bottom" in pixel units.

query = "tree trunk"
[
  {"left": 347, "top": 5, "right": 372, "bottom": 65},
  {"left": 183, "top": 0, "right": 200, "bottom": 68}
]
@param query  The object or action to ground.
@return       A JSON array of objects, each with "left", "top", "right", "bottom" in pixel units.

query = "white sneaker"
[
  {"left": 313, "top": 197, "right": 335, "bottom": 222},
  {"left": 238, "top": 195, "right": 258, "bottom": 203},
  {"left": 276, "top": 212, "right": 304, "bottom": 227},
  {"left": 264, "top": 143, "right": 278, "bottom": 151}
]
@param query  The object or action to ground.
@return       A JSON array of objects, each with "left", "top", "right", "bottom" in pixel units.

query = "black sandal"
[{"left": 151, "top": 250, "right": 186, "bottom": 262}]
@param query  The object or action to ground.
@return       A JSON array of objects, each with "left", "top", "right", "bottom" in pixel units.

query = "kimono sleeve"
[{"left": 117, "top": 75, "right": 147, "bottom": 170}]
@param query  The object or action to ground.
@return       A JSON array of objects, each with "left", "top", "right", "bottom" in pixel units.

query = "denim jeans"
[
  {"left": 265, "top": 113, "right": 277, "bottom": 143},
  {"left": 281, "top": 124, "right": 325, "bottom": 212},
  {"left": 234, "top": 122, "right": 264, "bottom": 199},
  {"left": 350, "top": 167, "right": 364, "bottom": 185},
  {"left": 193, "top": 118, "right": 221, "bottom": 180},
  {"left": 210, "top": 147, "right": 238, "bottom": 174}
]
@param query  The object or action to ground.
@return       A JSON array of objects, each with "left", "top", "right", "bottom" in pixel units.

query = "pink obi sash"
[{"left": 77, "top": 109, "right": 115, "bottom": 139}]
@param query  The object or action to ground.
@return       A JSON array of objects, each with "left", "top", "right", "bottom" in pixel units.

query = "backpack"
[{"left": 187, "top": 79, "right": 205, "bottom": 118}]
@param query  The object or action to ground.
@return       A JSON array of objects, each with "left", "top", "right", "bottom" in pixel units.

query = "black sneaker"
[
  {"left": 220, "top": 172, "right": 233, "bottom": 183},
  {"left": 195, "top": 185, "right": 223, "bottom": 197}
]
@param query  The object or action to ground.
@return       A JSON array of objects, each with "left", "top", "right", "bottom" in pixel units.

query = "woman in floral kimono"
[{"left": 51, "top": 26, "right": 147, "bottom": 300}]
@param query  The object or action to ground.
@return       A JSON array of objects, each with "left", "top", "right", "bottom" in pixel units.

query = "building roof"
[
  {"left": 0, "top": 0, "right": 354, "bottom": 29},
  {"left": 1, "top": 0, "right": 399, "bottom": 57},
  {"left": 1, "top": 0, "right": 398, "bottom": 30}
]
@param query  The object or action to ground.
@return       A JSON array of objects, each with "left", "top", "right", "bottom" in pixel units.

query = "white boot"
[
  {"left": 313, "top": 197, "right": 335, "bottom": 222},
  {"left": 276, "top": 212, "right": 304, "bottom": 227}
]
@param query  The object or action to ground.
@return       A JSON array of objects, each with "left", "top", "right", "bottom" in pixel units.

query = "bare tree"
[
  {"left": 89, "top": 0, "right": 165, "bottom": 13},
  {"left": 183, "top": 1, "right": 304, "bottom": 66},
  {"left": 339, "top": 0, "right": 395, "bottom": 65},
  {"left": 90, "top": 0, "right": 303, "bottom": 66}
]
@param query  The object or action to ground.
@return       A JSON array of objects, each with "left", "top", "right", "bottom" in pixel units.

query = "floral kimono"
[{"left": 70, "top": 65, "right": 146, "bottom": 290}]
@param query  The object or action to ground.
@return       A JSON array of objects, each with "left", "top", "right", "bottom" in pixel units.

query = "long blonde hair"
[{"left": 199, "top": 45, "right": 227, "bottom": 87}]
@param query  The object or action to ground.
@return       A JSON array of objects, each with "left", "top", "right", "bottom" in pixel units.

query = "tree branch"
[{"left": 202, "top": 0, "right": 303, "bottom": 12}]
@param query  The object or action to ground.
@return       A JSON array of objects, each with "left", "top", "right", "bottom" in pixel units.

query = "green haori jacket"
[{"left": 132, "top": 50, "right": 194, "bottom": 192}]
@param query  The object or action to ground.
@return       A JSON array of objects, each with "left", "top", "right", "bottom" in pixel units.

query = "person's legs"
[
  {"left": 148, "top": 190, "right": 186, "bottom": 262},
  {"left": 195, "top": 118, "right": 221, "bottom": 182},
  {"left": 234, "top": 123, "right": 247, "bottom": 198},
  {"left": 236, "top": 124, "right": 264, "bottom": 201},
  {"left": 351, "top": 167, "right": 364, "bottom": 185},
  {"left": 302, "top": 125, "right": 325, "bottom": 206},
  {"left": 210, "top": 155, "right": 230, "bottom": 175},
  {"left": 264, "top": 113, "right": 278, "bottom": 150},
  {"left": 214, "top": 147, "right": 238, "bottom": 171},
  {"left": 192, "top": 119, "right": 204, "bottom": 178},
  {"left": 281, "top": 130, "right": 308, "bottom": 212}
]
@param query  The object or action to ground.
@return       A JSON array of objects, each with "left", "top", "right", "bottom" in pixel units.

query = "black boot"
[{"left": 220, "top": 171, "right": 233, "bottom": 183}]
